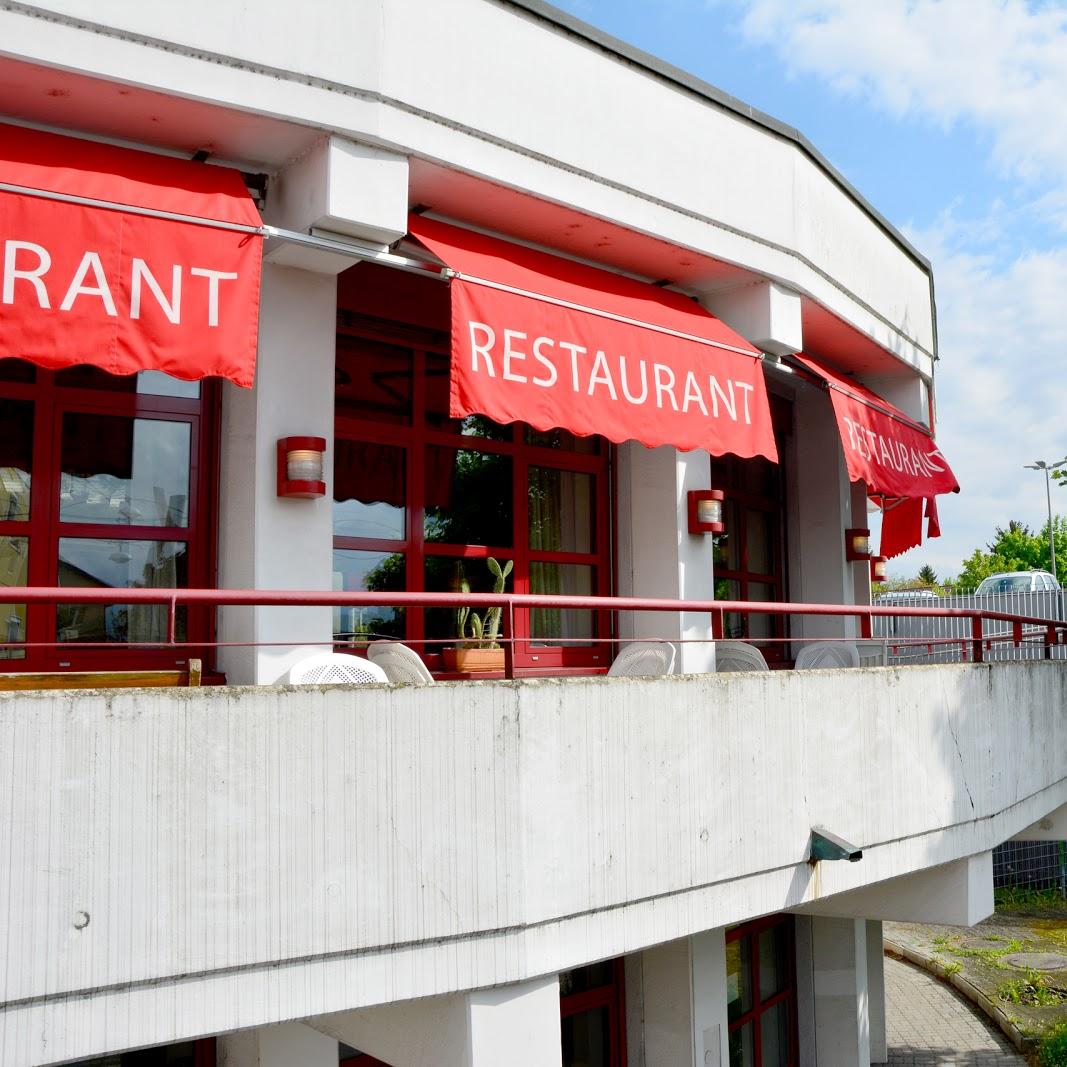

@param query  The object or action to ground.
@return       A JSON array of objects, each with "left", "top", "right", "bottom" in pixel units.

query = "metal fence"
[
  {"left": 870, "top": 590, "right": 1067, "bottom": 665},
  {"left": 994, "top": 839, "right": 1067, "bottom": 895}
]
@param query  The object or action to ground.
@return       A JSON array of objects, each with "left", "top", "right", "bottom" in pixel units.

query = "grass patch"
[
  {"left": 996, "top": 886, "right": 1067, "bottom": 913},
  {"left": 998, "top": 970, "right": 1067, "bottom": 1007},
  {"left": 947, "top": 937, "right": 1024, "bottom": 967},
  {"left": 1040, "top": 1021, "right": 1067, "bottom": 1067},
  {"left": 941, "top": 961, "right": 962, "bottom": 976}
]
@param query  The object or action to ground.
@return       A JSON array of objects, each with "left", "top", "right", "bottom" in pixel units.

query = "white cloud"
[
  {"left": 736, "top": 0, "right": 1067, "bottom": 186},
  {"left": 727, "top": 0, "right": 1067, "bottom": 578}
]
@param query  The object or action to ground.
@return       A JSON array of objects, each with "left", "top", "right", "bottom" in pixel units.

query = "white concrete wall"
[
  {"left": 0, "top": 0, "right": 935, "bottom": 374},
  {"left": 1, "top": 661, "right": 1064, "bottom": 1065}
]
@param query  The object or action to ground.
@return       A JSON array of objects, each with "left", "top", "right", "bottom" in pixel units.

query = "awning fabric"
[
  {"left": 0, "top": 123, "right": 262, "bottom": 387},
  {"left": 408, "top": 215, "right": 778, "bottom": 461},
  {"left": 794, "top": 353, "right": 958, "bottom": 558}
]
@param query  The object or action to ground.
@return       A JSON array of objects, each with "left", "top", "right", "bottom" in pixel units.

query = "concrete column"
[
  {"left": 811, "top": 916, "right": 869, "bottom": 1067},
  {"left": 866, "top": 920, "right": 887, "bottom": 1064},
  {"left": 218, "top": 1022, "right": 338, "bottom": 1067},
  {"left": 788, "top": 387, "right": 857, "bottom": 644},
  {"left": 616, "top": 443, "right": 716, "bottom": 672},
  {"left": 691, "top": 929, "right": 729, "bottom": 1067},
  {"left": 216, "top": 263, "right": 337, "bottom": 683},
  {"left": 641, "top": 939, "right": 694, "bottom": 1066},
  {"left": 306, "top": 976, "right": 562, "bottom": 1066}
]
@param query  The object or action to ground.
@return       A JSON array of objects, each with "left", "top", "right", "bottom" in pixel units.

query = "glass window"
[
  {"left": 0, "top": 536, "right": 28, "bottom": 659},
  {"left": 424, "top": 447, "right": 512, "bottom": 547},
  {"left": 0, "top": 358, "right": 34, "bottom": 383},
  {"left": 530, "top": 562, "right": 594, "bottom": 645},
  {"left": 561, "top": 1005, "right": 611, "bottom": 1067},
  {"left": 759, "top": 1002, "right": 790, "bottom": 1067},
  {"left": 525, "top": 424, "right": 598, "bottom": 453},
  {"left": 425, "top": 355, "right": 511, "bottom": 439},
  {"left": 759, "top": 924, "right": 789, "bottom": 1000},
  {"left": 136, "top": 371, "right": 201, "bottom": 399},
  {"left": 60, "top": 416, "right": 191, "bottom": 528},
  {"left": 334, "top": 441, "right": 406, "bottom": 541},
  {"left": 336, "top": 337, "right": 413, "bottom": 425},
  {"left": 529, "top": 468, "right": 594, "bottom": 552},
  {"left": 333, "top": 549, "right": 405, "bottom": 642},
  {"left": 726, "top": 935, "right": 753, "bottom": 1023},
  {"left": 729, "top": 1021, "right": 755, "bottom": 1067},
  {"left": 0, "top": 399, "right": 33, "bottom": 521},
  {"left": 57, "top": 539, "right": 188, "bottom": 644}
]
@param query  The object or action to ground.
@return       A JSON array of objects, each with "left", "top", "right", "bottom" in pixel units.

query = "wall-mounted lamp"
[
  {"left": 277, "top": 436, "right": 326, "bottom": 498},
  {"left": 845, "top": 527, "right": 871, "bottom": 562},
  {"left": 870, "top": 555, "right": 888, "bottom": 582},
  {"left": 687, "top": 489, "right": 725, "bottom": 535}
]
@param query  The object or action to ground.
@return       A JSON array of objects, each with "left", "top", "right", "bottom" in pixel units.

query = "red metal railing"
[{"left": 2, "top": 587, "right": 1066, "bottom": 675}]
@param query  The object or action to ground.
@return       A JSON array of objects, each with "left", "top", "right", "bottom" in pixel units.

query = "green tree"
[
  {"left": 954, "top": 518, "right": 1067, "bottom": 591},
  {"left": 917, "top": 564, "right": 937, "bottom": 585}
]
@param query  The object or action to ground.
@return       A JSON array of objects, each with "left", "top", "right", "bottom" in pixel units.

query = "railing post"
[
  {"left": 711, "top": 609, "right": 724, "bottom": 641},
  {"left": 971, "top": 615, "right": 984, "bottom": 663},
  {"left": 503, "top": 602, "right": 515, "bottom": 680},
  {"left": 167, "top": 596, "right": 177, "bottom": 645},
  {"left": 1046, "top": 625, "right": 1056, "bottom": 661},
  {"left": 860, "top": 612, "right": 873, "bottom": 640}
]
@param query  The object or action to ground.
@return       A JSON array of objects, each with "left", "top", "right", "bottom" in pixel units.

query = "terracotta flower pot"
[{"left": 443, "top": 647, "right": 505, "bottom": 673}]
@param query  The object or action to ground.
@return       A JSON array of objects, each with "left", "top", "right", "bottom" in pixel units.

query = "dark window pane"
[
  {"left": 759, "top": 924, "right": 790, "bottom": 1001},
  {"left": 424, "top": 448, "right": 512, "bottom": 547},
  {"left": 559, "top": 961, "right": 615, "bottom": 996},
  {"left": 332, "top": 550, "right": 405, "bottom": 641},
  {"left": 529, "top": 468, "right": 593, "bottom": 553},
  {"left": 60, "top": 415, "right": 190, "bottom": 528},
  {"left": 747, "top": 583, "right": 777, "bottom": 641},
  {"left": 524, "top": 424, "right": 598, "bottom": 453},
  {"left": 0, "top": 399, "right": 33, "bottom": 520},
  {"left": 759, "top": 1001, "right": 790, "bottom": 1066},
  {"left": 57, "top": 539, "right": 188, "bottom": 644},
  {"left": 65, "top": 1039, "right": 200, "bottom": 1066},
  {"left": 746, "top": 509, "right": 773, "bottom": 575},
  {"left": 0, "top": 358, "right": 34, "bottom": 383},
  {"left": 425, "top": 355, "right": 510, "bottom": 439},
  {"left": 56, "top": 365, "right": 137, "bottom": 392},
  {"left": 0, "top": 536, "right": 28, "bottom": 660},
  {"left": 728, "top": 1021, "right": 754, "bottom": 1067},
  {"left": 336, "top": 336, "right": 413, "bottom": 425},
  {"left": 530, "top": 563, "right": 594, "bottom": 645},
  {"left": 561, "top": 1005, "right": 611, "bottom": 1067},
  {"left": 334, "top": 441, "right": 406, "bottom": 541},
  {"left": 726, "top": 935, "right": 752, "bottom": 1023}
]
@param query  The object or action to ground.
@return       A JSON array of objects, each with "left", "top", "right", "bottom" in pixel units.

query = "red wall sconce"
[
  {"left": 870, "top": 556, "right": 888, "bottom": 582},
  {"left": 845, "top": 527, "right": 872, "bottom": 561},
  {"left": 688, "top": 490, "right": 725, "bottom": 535},
  {"left": 277, "top": 436, "right": 326, "bottom": 498}
]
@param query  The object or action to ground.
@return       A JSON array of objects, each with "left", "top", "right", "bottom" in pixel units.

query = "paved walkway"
[{"left": 885, "top": 956, "right": 1025, "bottom": 1065}]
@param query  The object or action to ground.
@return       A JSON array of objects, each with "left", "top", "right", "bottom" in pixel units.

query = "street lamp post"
[{"left": 1024, "top": 458, "right": 1067, "bottom": 581}]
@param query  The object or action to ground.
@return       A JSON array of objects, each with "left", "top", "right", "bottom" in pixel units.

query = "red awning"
[
  {"left": 408, "top": 215, "right": 778, "bottom": 461},
  {"left": 793, "top": 353, "right": 959, "bottom": 557},
  {"left": 0, "top": 123, "right": 262, "bottom": 387}
]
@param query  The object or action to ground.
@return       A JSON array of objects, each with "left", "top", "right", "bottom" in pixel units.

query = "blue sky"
[{"left": 551, "top": 0, "right": 1067, "bottom": 580}]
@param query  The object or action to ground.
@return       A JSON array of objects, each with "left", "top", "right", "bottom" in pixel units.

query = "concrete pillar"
[
  {"left": 216, "top": 263, "right": 337, "bottom": 683},
  {"left": 218, "top": 1022, "right": 338, "bottom": 1067},
  {"left": 691, "top": 929, "right": 729, "bottom": 1067},
  {"left": 306, "top": 976, "right": 562, "bottom": 1067},
  {"left": 866, "top": 920, "right": 887, "bottom": 1064},
  {"left": 788, "top": 387, "right": 857, "bottom": 644},
  {"left": 811, "top": 916, "right": 869, "bottom": 1067},
  {"left": 641, "top": 939, "right": 694, "bottom": 1066},
  {"left": 616, "top": 443, "right": 716, "bottom": 672}
]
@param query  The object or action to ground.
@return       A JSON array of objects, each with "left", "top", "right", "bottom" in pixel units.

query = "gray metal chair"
[
  {"left": 794, "top": 641, "right": 860, "bottom": 670},
  {"left": 285, "top": 652, "right": 389, "bottom": 685},
  {"left": 367, "top": 641, "right": 435, "bottom": 684},
  {"left": 715, "top": 641, "right": 770, "bottom": 673},
  {"left": 606, "top": 641, "right": 676, "bottom": 677}
]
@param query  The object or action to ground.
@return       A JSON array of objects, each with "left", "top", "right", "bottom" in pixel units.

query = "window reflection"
[
  {"left": 334, "top": 441, "right": 406, "bottom": 541},
  {"left": 57, "top": 539, "right": 188, "bottom": 644},
  {"left": 529, "top": 467, "right": 593, "bottom": 553},
  {"left": 0, "top": 399, "right": 33, "bottom": 521},
  {"left": 530, "top": 563, "right": 594, "bottom": 644},
  {"left": 60, "top": 415, "right": 190, "bottom": 528},
  {"left": 424, "top": 447, "right": 512, "bottom": 547},
  {"left": 333, "top": 550, "right": 405, "bottom": 641},
  {"left": 0, "top": 536, "right": 28, "bottom": 659}
]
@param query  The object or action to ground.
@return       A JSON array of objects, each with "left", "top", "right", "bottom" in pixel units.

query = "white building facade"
[{"left": 0, "top": 3, "right": 1063, "bottom": 1066}]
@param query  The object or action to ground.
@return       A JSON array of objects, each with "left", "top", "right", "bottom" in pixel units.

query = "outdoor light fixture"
[
  {"left": 277, "top": 436, "right": 326, "bottom": 498},
  {"left": 809, "top": 827, "right": 863, "bottom": 864},
  {"left": 688, "top": 489, "right": 725, "bottom": 534},
  {"left": 870, "top": 556, "right": 888, "bottom": 582},
  {"left": 845, "top": 527, "right": 871, "bottom": 561}
]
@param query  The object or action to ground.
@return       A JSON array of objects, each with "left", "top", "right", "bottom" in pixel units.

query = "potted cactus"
[{"left": 443, "top": 557, "right": 513, "bottom": 673}]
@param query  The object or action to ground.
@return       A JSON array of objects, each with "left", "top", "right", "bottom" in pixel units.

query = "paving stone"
[{"left": 886, "top": 957, "right": 1026, "bottom": 1066}]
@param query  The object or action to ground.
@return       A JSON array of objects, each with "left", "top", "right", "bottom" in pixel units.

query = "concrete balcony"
[{"left": 1, "top": 660, "right": 1065, "bottom": 1066}]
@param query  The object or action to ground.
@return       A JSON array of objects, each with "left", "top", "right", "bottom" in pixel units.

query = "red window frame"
[
  {"left": 332, "top": 312, "right": 613, "bottom": 675},
  {"left": 726, "top": 914, "right": 798, "bottom": 1067},
  {"left": 0, "top": 360, "right": 219, "bottom": 672},
  {"left": 559, "top": 958, "right": 627, "bottom": 1067}
]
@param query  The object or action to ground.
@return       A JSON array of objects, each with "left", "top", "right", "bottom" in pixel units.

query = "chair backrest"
[
  {"left": 286, "top": 653, "right": 389, "bottom": 685},
  {"left": 715, "top": 642, "right": 770, "bottom": 673},
  {"left": 606, "top": 641, "right": 676, "bottom": 677},
  {"left": 855, "top": 639, "right": 889, "bottom": 668},
  {"left": 367, "top": 641, "right": 435, "bottom": 684},
  {"left": 794, "top": 641, "right": 860, "bottom": 671}
]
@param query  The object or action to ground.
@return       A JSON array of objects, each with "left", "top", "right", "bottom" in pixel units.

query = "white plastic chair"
[
  {"left": 367, "top": 641, "right": 435, "bottom": 684},
  {"left": 715, "top": 642, "right": 770, "bottom": 673},
  {"left": 794, "top": 641, "right": 860, "bottom": 671},
  {"left": 606, "top": 641, "right": 676, "bottom": 677},
  {"left": 286, "top": 652, "right": 389, "bottom": 685}
]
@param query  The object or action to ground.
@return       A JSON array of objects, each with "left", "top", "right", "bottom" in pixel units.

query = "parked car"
[
  {"left": 973, "top": 570, "right": 1060, "bottom": 595},
  {"left": 874, "top": 589, "right": 938, "bottom": 604}
]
